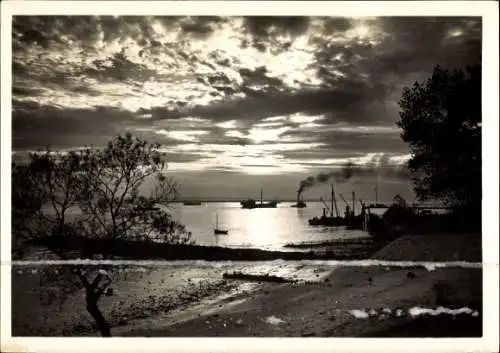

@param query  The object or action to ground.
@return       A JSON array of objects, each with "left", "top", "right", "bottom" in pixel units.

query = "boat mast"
[
  {"left": 352, "top": 191, "right": 356, "bottom": 216},
  {"left": 331, "top": 185, "right": 339, "bottom": 217},
  {"left": 330, "top": 185, "right": 334, "bottom": 217},
  {"left": 260, "top": 189, "right": 263, "bottom": 204},
  {"left": 375, "top": 174, "right": 379, "bottom": 204}
]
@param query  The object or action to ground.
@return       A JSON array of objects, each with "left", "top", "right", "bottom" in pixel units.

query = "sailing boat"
[{"left": 214, "top": 213, "right": 228, "bottom": 235}]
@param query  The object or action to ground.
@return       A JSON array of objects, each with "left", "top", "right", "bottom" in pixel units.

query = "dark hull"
[
  {"left": 214, "top": 229, "right": 228, "bottom": 235},
  {"left": 308, "top": 216, "right": 346, "bottom": 226},
  {"left": 241, "top": 201, "right": 278, "bottom": 209},
  {"left": 345, "top": 215, "right": 366, "bottom": 230}
]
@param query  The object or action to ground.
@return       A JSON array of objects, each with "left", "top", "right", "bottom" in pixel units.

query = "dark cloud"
[
  {"left": 282, "top": 128, "right": 408, "bottom": 155},
  {"left": 321, "top": 17, "right": 353, "bottom": 33},
  {"left": 12, "top": 16, "right": 227, "bottom": 54},
  {"left": 13, "top": 16, "right": 101, "bottom": 49},
  {"left": 179, "top": 16, "right": 228, "bottom": 39},
  {"left": 83, "top": 49, "right": 157, "bottom": 82},
  {"left": 12, "top": 100, "right": 144, "bottom": 149},
  {"left": 244, "top": 17, "right": 310, "bottom": 38},
  {"left": 241, "top": 16, "right": 310, "bottom": 53},
  {"left": 163, "top": 152, "right": 207, "bottom": 163},
  {"left": 281, "top": 149, "right": 365, "bottom": 161},
  {"left": 238, "top": 66, "right": 284, "bottom": 92},
  {"left": 371, "top": 17, "right": 481, "bottom": 75},
  {"left": 12, "top": 86, "right": 44, "bottom": 96},
  {"left": 177, "top": 75, "right": 389, "bottom": 124}
]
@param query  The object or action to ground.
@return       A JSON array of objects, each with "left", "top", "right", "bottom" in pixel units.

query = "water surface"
[{"left": 167, "top": 202, "right": 374, "bottom": 250}]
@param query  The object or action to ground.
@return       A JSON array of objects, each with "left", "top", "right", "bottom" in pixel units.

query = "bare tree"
[{"left": 12, "top": 133, "right": 192, "bottom": 336}]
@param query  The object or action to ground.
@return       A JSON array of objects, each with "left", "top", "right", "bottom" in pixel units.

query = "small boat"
[{"left": 214, "top": 213, "right": 228, "bottom": 235}]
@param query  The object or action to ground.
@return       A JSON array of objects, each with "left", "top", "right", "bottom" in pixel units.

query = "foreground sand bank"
[{"left": 11, "top": 233, "right": 482, "bottom": 337}]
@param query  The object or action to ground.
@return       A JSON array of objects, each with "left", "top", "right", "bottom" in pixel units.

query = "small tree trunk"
[{"left": 86, "top": 294, "right": 112, "bottom": 337}]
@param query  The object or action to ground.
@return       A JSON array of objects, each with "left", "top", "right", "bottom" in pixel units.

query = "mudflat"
[{"left": 11, "top": 233, "right": 482, "bottom": 337}]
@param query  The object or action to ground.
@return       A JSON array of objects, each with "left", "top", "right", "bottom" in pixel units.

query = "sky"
[{"left": 11, "top": 16, "right": 482, "bottom": 201}]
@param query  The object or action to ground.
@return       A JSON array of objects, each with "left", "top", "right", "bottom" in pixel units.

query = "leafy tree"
[
  {"left": 397, "top": 64, "right": 481, "bottom": 224},
  {"left": 12, "top": 133, "right": 192, "bottom": 336}
]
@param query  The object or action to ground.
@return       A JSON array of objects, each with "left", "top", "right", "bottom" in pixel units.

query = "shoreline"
[{"left": 22, "top": 234, "right": 386, "bottom": 262}]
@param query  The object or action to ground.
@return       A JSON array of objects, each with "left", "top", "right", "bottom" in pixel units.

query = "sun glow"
[
  {"left": 247, "top": 126, "right": 291, "bottom": 143},
  {"left": 353, "top": 24, "right": 371, "bottom": 39}
]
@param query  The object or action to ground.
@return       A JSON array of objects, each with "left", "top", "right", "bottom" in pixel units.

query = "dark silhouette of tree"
[
  {"left": 12, "top": 133, "right": 192, "bottom": 337},
  {"left": 397, "top": 64, "right": 481, "bottom": 225}
]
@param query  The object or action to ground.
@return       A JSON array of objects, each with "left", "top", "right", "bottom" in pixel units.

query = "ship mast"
[
  {"left": 331, "top": 184, "right": 339, "bottom": 218},
  {"left": 330, "top": 185, "right": 334, "bottom": 217},
  {"left": 352, "top": 191, "right": 356, "bottom": 216}
]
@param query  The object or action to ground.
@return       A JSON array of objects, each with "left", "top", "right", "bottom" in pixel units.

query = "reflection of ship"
[
  {"left": 241, "top": 190, "right": 278, "bottom": 209},
  {"left": 183, "top": 201, "right": 202, "bottom": 206},
  {"left": 292, "top": 191, "right": 307, "bottom": 208},
  {"left": 214, "top": 213, "right": 228, "bottom": 235}
]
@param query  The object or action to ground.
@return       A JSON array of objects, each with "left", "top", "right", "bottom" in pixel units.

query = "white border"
[{"left": 1, "top": 1, "right": 499, "bottom": 352}]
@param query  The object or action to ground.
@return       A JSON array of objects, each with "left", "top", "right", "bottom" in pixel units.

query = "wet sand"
[
  {"left": 11, "top": 233, "right": 482, "bottom": 337},
  {"left": 118, "top": 266, "right": 481, "bottom": 337}
]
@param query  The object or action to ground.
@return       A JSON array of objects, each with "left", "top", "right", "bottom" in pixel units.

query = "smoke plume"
[{"left": 297, "top": 154, "right": 410, "bottom": 196}]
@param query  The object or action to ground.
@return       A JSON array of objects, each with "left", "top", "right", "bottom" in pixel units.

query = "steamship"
[{"left": 241, "top": 189, "right": 279, "bottom": 209}]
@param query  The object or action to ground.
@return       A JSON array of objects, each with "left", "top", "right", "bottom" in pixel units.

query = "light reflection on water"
[{"left": 166, "top": 202, "right": 373, "bottom": 250}]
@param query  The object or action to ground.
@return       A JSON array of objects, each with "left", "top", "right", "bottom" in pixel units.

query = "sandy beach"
[{"left": 11, "top": 233, "right": 482, "bottom": 337}]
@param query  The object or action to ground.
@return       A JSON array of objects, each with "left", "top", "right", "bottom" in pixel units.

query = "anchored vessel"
[
  {"left": 308, "top": 186, "right": 367, "bottom": 229},
  {"left": 241, "top": 189, "right": 278, "bottom": 209},
  {"left": 292, "top": 191, "right": 307, "bottom": 208},
  {"left": 183, "top": 201, "right": 202, "bottom": 206},
  {"left": 308, "top": 185, "right": 344, "bottom": 226}
]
